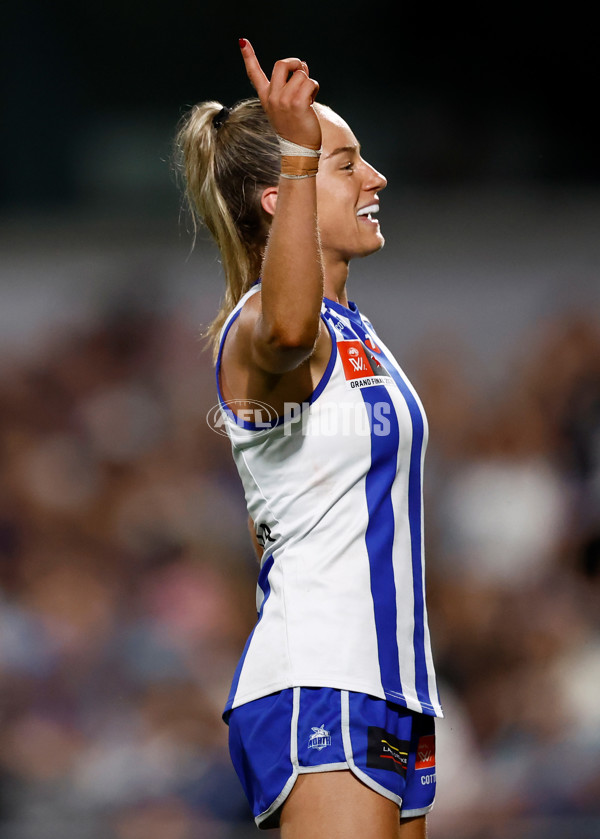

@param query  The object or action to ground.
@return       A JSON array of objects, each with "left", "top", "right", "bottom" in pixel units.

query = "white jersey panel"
[{"left": 217, "top": 284, "right": 443, "bottom": 719}]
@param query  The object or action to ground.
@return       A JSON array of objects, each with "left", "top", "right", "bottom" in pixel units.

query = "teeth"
[{"left": 357, "top": 204, "right": 379, "bottom": 217}]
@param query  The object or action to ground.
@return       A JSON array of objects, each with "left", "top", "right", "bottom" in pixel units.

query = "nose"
[{"left": 362, "top": 158, "right": 387, "bottom": 192}]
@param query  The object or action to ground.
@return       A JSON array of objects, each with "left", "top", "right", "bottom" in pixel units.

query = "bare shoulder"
[
  {"left": 220, "top": 291, "right": 331, "bottom": 411},
  {"left": 224, "top": 287, "right": 324, "bottom": 375},
  {"left": 220, "top": 289, "right": 262, "bottom": 371},
  {"left": 233, "top": 288, "right": 262, "bottom": 338}
]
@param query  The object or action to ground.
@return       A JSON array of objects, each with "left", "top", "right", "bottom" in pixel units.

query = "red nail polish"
[{"left": 239, "top": 38, "right": 247, "bottom": 48}]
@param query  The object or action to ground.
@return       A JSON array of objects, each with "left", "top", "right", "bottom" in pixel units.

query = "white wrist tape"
[
  {"left": 278, "top": 136, "right": 321, "bottom": 157},
  {"left": 280, "top": 172, "right": 318, "bottom": 179}
]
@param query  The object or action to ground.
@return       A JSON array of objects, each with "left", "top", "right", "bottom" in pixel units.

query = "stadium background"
[{"left": 1, "top": 3, "right": 599, "bottom": 837}]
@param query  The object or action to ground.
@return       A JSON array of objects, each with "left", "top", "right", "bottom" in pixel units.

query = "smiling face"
[{"left": 315, "top": 105, "right": 387, "bottom": 271}]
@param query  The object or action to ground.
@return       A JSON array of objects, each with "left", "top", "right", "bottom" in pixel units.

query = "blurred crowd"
[{"left": 1, "top": 292, "right": 599, "bottom": 838}]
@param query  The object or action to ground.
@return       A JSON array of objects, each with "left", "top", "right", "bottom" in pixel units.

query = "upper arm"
[
  {"left": 232, "top": 291, "right": 323, "bottom": 376},
  {"left": 219, "top": 290, "right": 332, "bottom": 411}
]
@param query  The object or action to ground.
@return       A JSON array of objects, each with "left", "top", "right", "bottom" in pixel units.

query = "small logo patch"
[
  {"left": 415, "top": 734, "right": 435, "bottom": 770},
  {"left": 366, "top": 727, "right": 409, "bottom": 776},
  {"left": 308, "top": 724, "right": 331, "bottom": 751},
  {"left": 338, "top": 340, "right": 372, "bottom": 380},
  {"left": 255, "top": 522, "right": 276, "bottom": 548},
  {"left": 364, "top": 336, "right": 381, "bottom": 353},
  {"left": 338, "top": 339, "right": 391, "bottom": 389}
]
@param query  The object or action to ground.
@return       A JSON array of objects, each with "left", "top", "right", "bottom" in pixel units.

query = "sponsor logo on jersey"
[
  {"left": 366, "top": 727, "right": 409, "bottom": 776},
  {"left": 338, "top": 340, "right": 391, "bottom": 388},
  {"left": 415, "top": 734, "right": 435, "bottom": 770},
  {"left": 255, "top": 523, "right": 276, "bottom": 548},
  {"left": 308, "top": 724, "right": 331, "bottom": 751}
]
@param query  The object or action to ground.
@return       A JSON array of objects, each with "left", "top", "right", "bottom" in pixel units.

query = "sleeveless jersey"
[{"left": 217, "top": 284, "right": 443, "bottom": 719}]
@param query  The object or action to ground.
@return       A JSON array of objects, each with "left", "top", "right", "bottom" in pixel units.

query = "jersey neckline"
[
  {"left": 322, "top": 295, "right": 363, "bottom": 326},
  {"left": 253, "top": 279, "right": 363, "bottom": 327}
]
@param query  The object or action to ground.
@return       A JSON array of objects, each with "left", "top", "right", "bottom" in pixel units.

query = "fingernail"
[{"left": 239, "top": 38, "right": 247, "bottom": 48}]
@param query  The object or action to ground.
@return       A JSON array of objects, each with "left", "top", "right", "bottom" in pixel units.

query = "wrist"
[
  {"left": 278, "top": 136, "right": 322, "bottom": 156},
  {"left": 280, "top": 155, "right": 319, "bottom": 180},
  {"left": 278, "top": 135, "right": 321, "bottom": 180}
]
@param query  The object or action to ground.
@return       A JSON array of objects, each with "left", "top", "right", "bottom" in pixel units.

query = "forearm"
[
  {"left": 260, "top": 177, "right": 323, "bottom": 349},
  {"left": 240, "top": 39, "right": 324, "bottom": 365}
]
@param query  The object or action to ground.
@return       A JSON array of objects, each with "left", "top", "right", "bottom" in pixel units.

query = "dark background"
[
  {"left": 1, "top": 6, "right": 600, "bottom": 839},
  {"left": 2, "top": 0, "right": 598, "bottom": 214}
]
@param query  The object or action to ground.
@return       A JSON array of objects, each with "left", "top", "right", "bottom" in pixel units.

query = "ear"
[{"left": 260, "top": 186, "right": 278, "bottom": 217}]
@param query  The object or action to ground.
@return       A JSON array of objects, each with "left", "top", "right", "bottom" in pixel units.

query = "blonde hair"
[{"left": 174, "top": 98, "right": 280, "bottom": 359}]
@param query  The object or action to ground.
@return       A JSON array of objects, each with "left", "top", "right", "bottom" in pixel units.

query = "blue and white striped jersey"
[{"left": 218, "top": 283, "right": 443, "bottom": 719}]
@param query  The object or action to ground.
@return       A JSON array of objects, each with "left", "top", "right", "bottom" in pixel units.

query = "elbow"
[
  {"left": 265, "top": 320, "right": 320, "bottom": 354},
  {"left": 251, "top": 310, "right": 323, "bottom": 373}
]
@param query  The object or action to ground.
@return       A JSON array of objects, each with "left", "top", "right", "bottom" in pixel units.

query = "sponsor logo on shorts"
[
  {"left": 366, "top": 727, "right": 409, "bottom": 777},
  {"left": 415, "top": 734, "right": 435, "bottom": 770},
  {"left": 308, "top": 724, "right": 331, "bottom": 751}
]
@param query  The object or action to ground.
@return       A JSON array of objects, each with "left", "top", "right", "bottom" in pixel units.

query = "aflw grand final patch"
[{"left": 337, "top": 339, "right": 391, "bottom": 389}]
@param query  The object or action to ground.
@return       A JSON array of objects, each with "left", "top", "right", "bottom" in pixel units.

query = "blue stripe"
[
  {"left": 223, "top": 553, "right": 275, "bottom": 718},
  {"left": 367, "top": 344, "right": 431, "bottom": 712},
  {"left": 308, "top": 315, "right": 338, "bottom": 404},
  {"left": 347, "top": 313, "right": 432, "bottom": 713},
  {"left": 360, "top": 384, "right": 403, "bottom": 700},
  {"left": 322, "top": 304, "right": 433, "bottom": 711}
]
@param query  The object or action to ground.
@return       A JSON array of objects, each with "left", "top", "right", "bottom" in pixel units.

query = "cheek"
[
  {"left": 317, "top": 185, "right": 355, "bottom": 226},
  {"left": 318, "top": 207, "right": 353, "bottom": 246},
  {"left": 315, "top": 177, "right": 361, "bottom": 247},
  {"left": 316, "top": 171, "right": 351, "bottom": 203}
]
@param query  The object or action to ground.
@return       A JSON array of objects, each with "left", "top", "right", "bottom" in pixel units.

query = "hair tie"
[{"left": 212, "top": 106, "right": 231, "bottom": 129}]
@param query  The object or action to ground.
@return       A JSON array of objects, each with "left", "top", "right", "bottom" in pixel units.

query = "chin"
[{"left": 361, "top": 234, "right": 385, "bottom": 257}]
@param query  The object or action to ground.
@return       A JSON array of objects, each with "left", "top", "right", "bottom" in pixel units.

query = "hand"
[{"left": 239, "top": 38, "right": 321, "bottom": 150}]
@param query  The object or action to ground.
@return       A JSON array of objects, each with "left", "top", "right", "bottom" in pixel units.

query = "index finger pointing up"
[{"left": 239, "top": 39, "right": 269, "bottom": 102}]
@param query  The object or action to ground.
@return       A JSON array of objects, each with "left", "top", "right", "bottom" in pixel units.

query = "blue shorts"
[{"left": 227, "top": 687, "right": 437, "bottom": 828}]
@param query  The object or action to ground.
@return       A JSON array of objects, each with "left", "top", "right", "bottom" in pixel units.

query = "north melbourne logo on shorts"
[
  {"left": 366, "top": 727, "right": 409, "bottom": 776},
  {"left": 308, "top": 724, "right": 331, "bottom": 751}
]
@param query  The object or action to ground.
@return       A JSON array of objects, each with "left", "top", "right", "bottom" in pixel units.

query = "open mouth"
[{"left": 356, "top": 203, "right": 380, "bottom": 223}]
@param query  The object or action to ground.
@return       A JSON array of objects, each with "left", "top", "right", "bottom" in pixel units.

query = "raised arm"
[{"left": 236, "top": 39, "right": 325, "bottom": 375}]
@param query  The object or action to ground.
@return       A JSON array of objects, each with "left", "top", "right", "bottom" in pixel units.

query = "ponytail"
[{"left": 174, "top": 98, "right": 280, "bottom": 359}]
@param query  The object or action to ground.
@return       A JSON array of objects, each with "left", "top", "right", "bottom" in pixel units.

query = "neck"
[{"left": 323, "top": 255, "right": 350, "bottom": 307}]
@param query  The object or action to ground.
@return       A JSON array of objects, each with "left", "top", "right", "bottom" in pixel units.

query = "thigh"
[
  {"left": 280, "top": 769, "right": 402, "bottom": 839},
  {"left": 399, "top": 815, "right": 428, "bottom": 839}
]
